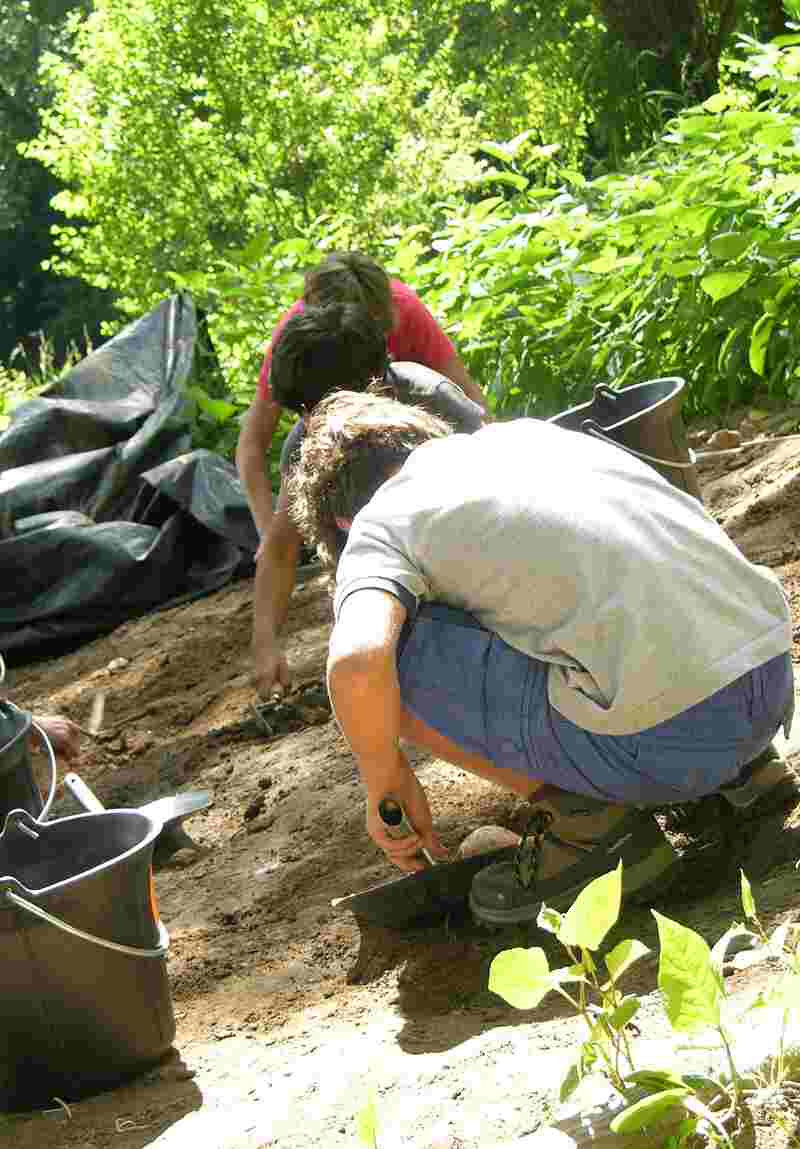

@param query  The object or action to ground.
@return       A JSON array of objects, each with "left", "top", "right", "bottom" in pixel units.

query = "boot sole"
[{"left": 469, "top": 841, "right": 679, "bottom": 927}]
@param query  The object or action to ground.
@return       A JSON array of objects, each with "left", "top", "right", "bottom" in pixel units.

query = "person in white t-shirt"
[{"left": 288, "top": 390, "right": 797, "bottom": 925}]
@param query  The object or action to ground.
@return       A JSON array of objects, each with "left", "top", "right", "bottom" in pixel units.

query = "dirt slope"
[{"left": 3, "top": 423, "right": 800, "bottom": 1149}]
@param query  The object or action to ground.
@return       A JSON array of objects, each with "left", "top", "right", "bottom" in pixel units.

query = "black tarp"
[{"left": 0, "top": 294, "right": 258, "bottom": 661}]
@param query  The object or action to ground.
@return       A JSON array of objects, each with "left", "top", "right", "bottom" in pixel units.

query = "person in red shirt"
[{"left": 236, "top": 251, "right": 488, "bottom": 699}]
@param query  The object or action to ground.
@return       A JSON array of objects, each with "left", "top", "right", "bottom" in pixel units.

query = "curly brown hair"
[{"left": 287, "top": 390, "right": 452, "bottom": 568}]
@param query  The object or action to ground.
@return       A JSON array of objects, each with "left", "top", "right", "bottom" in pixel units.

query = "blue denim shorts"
[{"left": 397, "top": 603, "right": 794, "bottom": 804}]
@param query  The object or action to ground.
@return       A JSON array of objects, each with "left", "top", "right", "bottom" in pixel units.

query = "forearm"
[
  {"left": 328, "top": 654, "right": 411, "bottom": 796},
  {"left": 238, "top": 447, "right": 275, "bottom": 540},
  {"left": 252, "top": 534, "right": 301, "bottom": 645}
]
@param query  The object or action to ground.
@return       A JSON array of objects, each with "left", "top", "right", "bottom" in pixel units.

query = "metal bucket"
[
  {"left": 0, "top": 807, "right": 175, "bottom": 1110},
  {"left": 549, "top": 377, "right": 702, "bottom": 501},
  {"left": 0, "top": 703, "right": 43, "bottom": 823}
]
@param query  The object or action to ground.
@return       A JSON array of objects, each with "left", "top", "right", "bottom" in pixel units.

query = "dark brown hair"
[{"left": 303, "top": 252, "right": 394, "bottom": 335}]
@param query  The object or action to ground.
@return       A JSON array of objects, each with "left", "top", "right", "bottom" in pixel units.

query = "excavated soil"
[{"left": 4, "top": 412, "right": 800, "bottom": 1149}]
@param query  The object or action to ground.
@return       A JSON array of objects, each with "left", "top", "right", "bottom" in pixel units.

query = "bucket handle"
[
  {"left": 583, "top": 422, "right": 698, "bottom": 471},
  {"left": 4, "top": 890, "right": 170, "bottom": 960}
]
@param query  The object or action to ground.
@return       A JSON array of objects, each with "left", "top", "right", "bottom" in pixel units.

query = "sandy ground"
[{"left": 4, "top": 412, "right": 800, "bottom": 1149}]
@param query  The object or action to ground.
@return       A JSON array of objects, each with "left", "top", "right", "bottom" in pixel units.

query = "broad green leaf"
[
  {"left": 583, "top": 251, "right": 620, "bottom": 274},
  {"left": 626, "top": 1070, "right": 687, "bottom": 1093},
  {"left": 537, "top": 904, "right": 563, "bottom": 935},
  {"left": 666, "top": 260, "right": 701, "bottom": 278},
  {"left": 708, "top": 232, "right": 751, "bottom": 260},
  {"left": 700, "top": 271, "right": 751, "bottom": 301},
  {"left": 740, "top": 870, "right": 757, "bottom": 921},
  {"left": 653, "top": 912, "right": 722, "bottom": 1034},
  {"left": 558, "top": 862, "right": 622, "bottom": 951},
  {"left": 473, "top": 170, "right": 529, "bottom": 192},
  {"left": 609, "top": 995, "right": 640, "bottom": 1031},
  {"left": 489, "top": 947, "right": 552, "bottom": 1010},
  {"left": 356, "top": 1096, "right": 379, "bottom": 1148},
  {"left": 479, "top": 141, "right": 516, "bottom": 165},
  {"left": 755, "top": 125, "right": 795, "bottom": 148},
  {"left": 704, "top": 92, "right": 739, "bottom": 113},
  {"left": 749, "top": 316, "right": 775, "bottom": 376},
  {"left": 605, "top": 938, "right": 650, "bottom": 983},
  {"left": 610, "top": 1089, "right": 689, "bottom": 1135}
]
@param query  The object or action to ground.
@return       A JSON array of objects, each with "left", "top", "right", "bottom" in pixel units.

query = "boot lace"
[{"left": 513, "top": 808, "right": 554, "bottom": 889}]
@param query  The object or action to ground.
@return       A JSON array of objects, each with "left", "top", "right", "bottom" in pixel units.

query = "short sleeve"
[
  {"left": 388, "top": 282, "right": 455, "bottom": 371},
  {"left": 334, "top": 512, "right": 430, "bottom": 623},
  {"left": 256, "top": 300, "right": 305, "bottom": 402}
]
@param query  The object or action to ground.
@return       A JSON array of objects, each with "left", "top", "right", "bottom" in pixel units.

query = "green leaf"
[
  {"left": 704, "top": 92, "right": 738, "bottom": 113},
  {"left": 536, "top": 904, "right": 563, "bottom": 935},
  {"left": 626, "top": 1070, "right": 687, "bottom": 1093},
  {"left": 609, "top": 1089, "right": 690, "bottom": 1135},
  {"left": 609, "top": 995, "right": 640, "bottom": 1031},
  {"left": 666, "top": 260, "right": 701, "bottom": 278},
  {"left": 605, "top": 938, "right": 650, "bottom": 983},
  {"left": 472, "top": 170, "right": 529, "bottom": 192},
  {"left": 489, "top": 947, "right": 552, "bottom": 1010},
  {"left": 558, "top": 862, "right": 622, "bottom": 951},
  {"left": 700, "top": 271, "right": 751, "bottom": 302},
  {"left": 740, "top": 870, "right": 757, "bottom": 921},
  {"left": 653, "top": 912, "right": 722, "bottom": 1034},
  {"left": 559, "top": 1060, "right": 582, "bottom": 1104},
  {"left": 356, "top": 1095, "right": 379, "bottom": 1148},
  {"left": 749, "top": 316, "right": 775, "bottom": 376},
  {"left": 708, "top": 232, "right": 751, "bottom": 260}
]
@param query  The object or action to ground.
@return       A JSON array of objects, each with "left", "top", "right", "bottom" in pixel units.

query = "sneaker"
[
  {"left": 469, "top": 787, "right": 678, "bottom": 927},
  {"left": 719, "top": 744, "right": 800, "bottom": 812}
]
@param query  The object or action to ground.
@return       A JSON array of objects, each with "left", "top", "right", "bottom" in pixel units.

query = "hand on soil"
[
  {"left": 253, "top": 644, "right": 291, "bottom": 700},
  {"left": 31, "top": 713, "right": 81, "bottom": 762}
]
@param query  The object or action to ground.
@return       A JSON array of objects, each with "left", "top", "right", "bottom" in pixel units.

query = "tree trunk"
[{"left": 592, "top": 0, "right": 737, "bottom": 103}]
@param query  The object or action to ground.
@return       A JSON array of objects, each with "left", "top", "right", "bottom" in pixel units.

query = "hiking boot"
[
  {"left": 469, "top": 786, "right": 678, "bottom": 927},
  {"left": 0, "top": 702, "right": 42, "bottom": 824},
  {"left": 718, "top": 743, "right": 800, "bottom": 813}
]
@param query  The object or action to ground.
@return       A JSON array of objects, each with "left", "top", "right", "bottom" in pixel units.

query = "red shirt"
[{"left": 256, "top": 279, "right": 455, "bottom": 401}]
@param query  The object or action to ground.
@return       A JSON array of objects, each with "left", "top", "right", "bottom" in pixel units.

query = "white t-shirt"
[{"left": 333, "top": 420, "right": 792, "bottom": 736}]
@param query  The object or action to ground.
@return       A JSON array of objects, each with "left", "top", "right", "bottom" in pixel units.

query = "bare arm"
[
  {"left": 235, "top": 397, "right": 283, "bottom": 544},
  {"left": 438, "top": 353, "right": 491, "bottom": 417},
  {"left": 252, "top": 484, "right": 302, "bottom": 698},
  {"left": 327, "top": 589, "right": 447, "bottom": 870}
]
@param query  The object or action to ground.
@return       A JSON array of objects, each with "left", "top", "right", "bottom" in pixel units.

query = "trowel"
[{"left": 64, "top": 772, "right": 211, "bottom": 848}]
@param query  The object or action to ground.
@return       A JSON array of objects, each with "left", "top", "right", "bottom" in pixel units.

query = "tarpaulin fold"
[{"left": 0, "top": 294, "right": 257, "bottom": 660}]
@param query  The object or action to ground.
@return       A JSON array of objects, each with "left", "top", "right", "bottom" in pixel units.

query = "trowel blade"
[{"left": 331, "top": 846, "right": 516, "bottom": 928}]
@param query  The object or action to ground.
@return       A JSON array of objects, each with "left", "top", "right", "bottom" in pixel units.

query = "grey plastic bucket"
[
  {"left": 549, "top": 377, "right": 702, "bottom": 501},
  {"left": 0, "top": 703, "right": 43, "bottom": 822},
  {"left": 0, "top": 807, "right": 175, "bottom": 1110}
]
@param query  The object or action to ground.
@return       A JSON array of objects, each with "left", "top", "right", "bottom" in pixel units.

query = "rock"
[
  {"left": 707, "top": 428, "right": 741, "bottom": 450},
  {"left": 246, "top": 813, "right": 276, "bottom": 834},
  {"left": 161, "top": 848, "right": 198, "bottom": 869},
  {"left": 106, "top": 657, "right": 130, "bottom": 672},
  {"left": 457, "top": 825, "right": 521, "bottom": 859},
  {"left": 243, "top": 795, "right": 265, "bottom": 821}
]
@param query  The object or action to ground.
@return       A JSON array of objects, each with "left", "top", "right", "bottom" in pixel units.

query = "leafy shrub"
[{"left": 394, "top": 31, "right": 800, "bottom": 420}]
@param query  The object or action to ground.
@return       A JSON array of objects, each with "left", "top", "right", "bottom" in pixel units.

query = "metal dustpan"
[{"left": 331, "top": 846, "right": 517, "bottom": 928}]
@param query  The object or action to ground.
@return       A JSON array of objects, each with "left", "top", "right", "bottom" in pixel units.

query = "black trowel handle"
[{"left": 377, "top": 798, "right": 437, "bottom": 866}]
